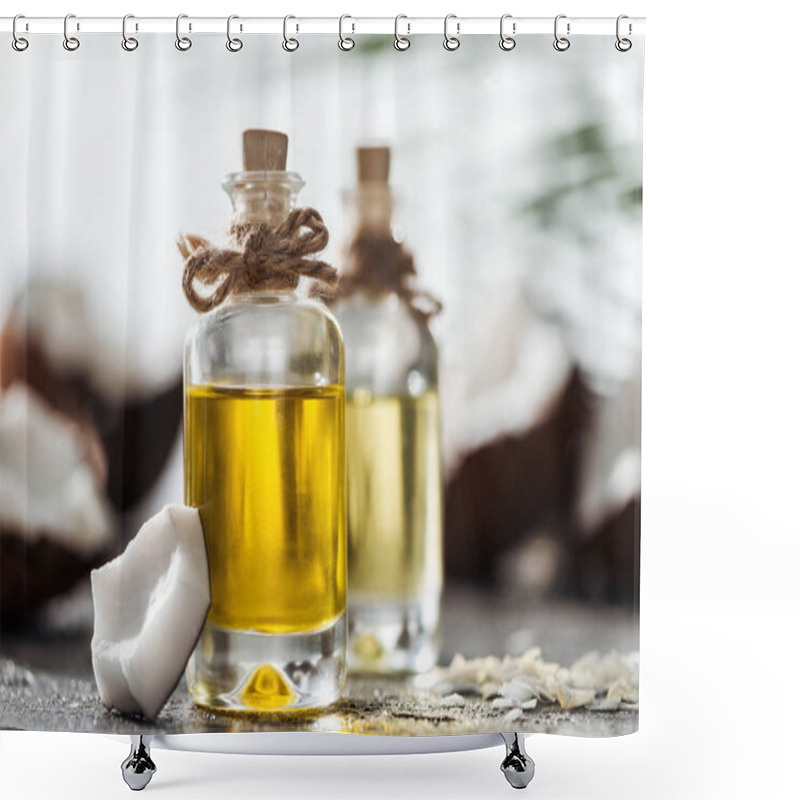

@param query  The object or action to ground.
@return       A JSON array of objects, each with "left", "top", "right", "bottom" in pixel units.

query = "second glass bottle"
[{"left": 334, "top": 147, "right": 443, "bottom": 674}]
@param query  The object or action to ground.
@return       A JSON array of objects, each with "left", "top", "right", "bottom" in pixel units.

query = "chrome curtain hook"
[
  {"left": 499, "top": 14, "right": 516, "bottom": 51},
  {"left": 615, "top": 14, "right": 632, "bottom": 51},
  {"left": 283, "top": 15, "right": 299, "bottom": 52},
  {"left": 443, "top": 14, "right": 460, "bottom": 51},
  {"left": 63, "top": 13, "right": 80, "bottom": 51},
  {"left": 338, "top": 14, "right": 355, "bottom": 51},
  {"left": 121, "top": 14, "right": 139, "bottom": 51},
  {"left": 176, "top": 14, "right": 192, "bottom": 51},
  {"left": 12, "top": 14, "right": 29, "bottom": 51},
  {"left": 394, "top": 15, "right": 410, "bottom": 51},
  {"left": 553, "top": 14, "right": 570, "bottom": 51},
  {"left": 226, "top": 15, "right": 242, "bottom": 51}
]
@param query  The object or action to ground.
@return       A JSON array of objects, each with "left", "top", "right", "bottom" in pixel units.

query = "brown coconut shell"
[
  {"left": 0, "top": 530, "right": 109, "bottom": 624},
  {"left": 569, "top": 496, "right": 641, "bottom": 608},
  {"left": 0, "top": 384, "right": 117, "bottom": 624},
  {"left": 444, "top": 368, "right": 591, "bottom": 583},
  {"left": 95, "top": 382, "right": 183, "bottom": 512}
]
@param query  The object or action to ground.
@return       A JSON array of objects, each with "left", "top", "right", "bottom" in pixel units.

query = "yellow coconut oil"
[
  {"left": 185, "top": 384, "right": 346, "bottom": 634},
  {"left": 346, "top": 390, "right": 441, "bottom": 600},
  {"left": 334, "top": 145, "right": 444, "bottom": 674},
  {"left": 345, "top": 389, "right": 443, "bottom": 671},
  {"left": 182, "top": 129, "right": 346, "bottom": 713}
]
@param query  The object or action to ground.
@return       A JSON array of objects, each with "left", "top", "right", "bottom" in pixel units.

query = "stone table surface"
[{"left": 1, "top": 585, "right": 638, "bottom": 738}]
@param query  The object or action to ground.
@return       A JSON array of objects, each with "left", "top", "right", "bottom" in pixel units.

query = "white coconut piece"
[
  {"left": 556, "top": 682, "right": 597, "bottom": 710},
  {"left": 577, "top": 366, "right": 642, "bottom": 535},
  {"left": 0, "top": 385, "right": 114, "bottom": 556},
  {"left": 417, "top": 645, "right": 639, "bottom": 715},
  {"left": 91, "top": 505, "right": 210, "bottom": 719},
  {"left": 502, "top": 708, "right": 523, "bottom": 724},
  {"left": 5, "top": 280, "right": 179, "bottom": 402},
  {"left": 479, "top": 680, "right": 500, "bottom": 699},
  {"left": 499, "top": 679, "right": 535, "bottom": 703},
  {"left": 606, "top": 676, "right": 639, "bottom": 705},
  {"left": 590, "top": 696, "right": 621, "bottom": 711},
  {"left": 439, "top": 693, "right": 467, "bottom": 708},
  {"left": 440, "top": 299, "right": 572, "bottom": 475}
]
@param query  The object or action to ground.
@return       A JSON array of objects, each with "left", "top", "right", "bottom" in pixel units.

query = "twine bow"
[
  {"left": 178, "top": 208, "right": 337, "bottom": 313},
  {"left": 336, "top": 229, "right": 442, "bottom": 319}
]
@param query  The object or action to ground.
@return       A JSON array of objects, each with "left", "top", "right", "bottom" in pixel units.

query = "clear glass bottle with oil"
[
  {"left": 184, "top": 130, "right": 346, "bottom": 712},
  {"left": 334, "top": 147, "right": 443, "bottom": 674}
]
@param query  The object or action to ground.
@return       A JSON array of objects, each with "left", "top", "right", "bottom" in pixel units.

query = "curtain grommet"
[
  {"left": 394, "top": 15, "right": 411, "bottom": 51},
  {"left": 499, "top": 14, "right": 516, "bottom": 51},
  {"left": 553, "top": 14, "right": 571, "bottom": 51},
  {"left": 338, "top": 14, "right": 355, "bottom": 51},
  {"left": 615, "top": 15, "right": 632, "bottom": 51},
  {"left": 443, "top": 14, "right": 460, "bottom": 51},
  {"left": 283, "top": 15, "right": 299, "bottom": 52},
  {"left": 226, "top": 15, "right": 243, "bottom": 52},
  {"left": 12, "top": 14, "right": 29, "bottom": 51},
  {"left": 176, "top": 14, "right": 192, "bottom": 51},
  {"left": 121, "top": 14, "right": 138, "bottom": 51},
  {"left": 63, "top": 14, "right": 80, "bottom": 51}
]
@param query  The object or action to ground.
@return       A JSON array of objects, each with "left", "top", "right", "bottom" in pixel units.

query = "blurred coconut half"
[
  {"left": 0, "top": 385, "right": 116, "bottom": 621},
  {"left": 0, "top": 281, "right": 183, "bottom": 512}
]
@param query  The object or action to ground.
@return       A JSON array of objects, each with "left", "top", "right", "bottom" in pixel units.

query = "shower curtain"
[{"left": 0, "top": 19, "right": 643, "bottom": 740}]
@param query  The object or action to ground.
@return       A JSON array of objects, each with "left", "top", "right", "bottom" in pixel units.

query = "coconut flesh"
[
  {"left": 0, "top": 384, "right": 113, "bottom": 556},
  {"left": 91, "top": 505, "right": 210, "bottom": 719},
  {"left": 0, "top": 384, "right": 115, "bottom": 619},
  {"left": 416, "top": 648, "right": 639, "bottom": 712}
]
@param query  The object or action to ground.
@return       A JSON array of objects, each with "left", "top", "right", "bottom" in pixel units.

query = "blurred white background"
[
  {"left": 2, "top": 1, "right": 799, "bottom": 799},
  {"left": 0, "top": 13, "right": 642, "bottom": 481}
]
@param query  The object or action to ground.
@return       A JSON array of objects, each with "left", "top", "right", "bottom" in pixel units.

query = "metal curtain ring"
[
  {"left": 12, "top": 14, "right": 29, "bottom": 51},
  {"left": 615, "top": 14, "right": 632, "bottom": 51},
  {"left": 122, "top": 14, "right": 138, "bottom": 51},
  {"left": 499, "top": 14, "right": 515, "bottom": 51},
  {"left": 63, "top": 14, "right": 80, "bottom": 51},
  {"left": 226, "top": 15, "right": 242, "bottom": 51},
  {"left": 338, "top": 14, "right": 354, "bottom": 51},
  {"left": 176, "top": 14, "right": 192, "bottom": 51},
  {"left": 394, "top": 15, "right": 410, "bottom": 51},
  {"left": 443, "top": 14, "right": 460, "bottom": 51},
  {"left": 283, "top": 15, "right": 299, "bottom": 52},
  {"left": 553, "top": 14, "right": 570, "bottom": 51}
]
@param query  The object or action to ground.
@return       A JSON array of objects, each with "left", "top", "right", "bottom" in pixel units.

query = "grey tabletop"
[{"left": 1, "top": 585, "right": 638, "bottom": 738}]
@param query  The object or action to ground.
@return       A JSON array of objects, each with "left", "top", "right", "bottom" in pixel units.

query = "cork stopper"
[
  {"left": 243, "top": 129, "right": 289, "bottom": 172},
  {"left": 357, "top": 147, "right": 391, "bottom": 184}
]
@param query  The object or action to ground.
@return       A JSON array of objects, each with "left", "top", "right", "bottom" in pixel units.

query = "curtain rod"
[{"left": 1, "top": 16, "right": 646, "bottom": 37}]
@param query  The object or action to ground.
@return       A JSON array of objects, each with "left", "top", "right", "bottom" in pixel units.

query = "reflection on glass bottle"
[
  {"left": 182, "top": 129, "right": 346, "bottom": 712},
  {"left": 334, "top": 147, "right": 443, "bottom": 674}
]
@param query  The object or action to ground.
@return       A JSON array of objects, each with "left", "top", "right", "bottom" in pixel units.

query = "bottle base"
[
  {"left": 187, "top": 614, "right": 346, "bottom": 713},
  {"left": 347, "top": 593, "right": 440, "bottom": 674}
]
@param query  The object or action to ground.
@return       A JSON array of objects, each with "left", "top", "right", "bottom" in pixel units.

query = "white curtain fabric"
[{"left": 1, "top": 33, "right": 643, "bottom": 511}]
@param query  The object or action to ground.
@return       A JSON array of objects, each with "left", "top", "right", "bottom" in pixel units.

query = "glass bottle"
[
  {"left": 334, "top": 147, "right": 443, "bottom": 674},
  {"left": 183, "top": 130, "right": 346, "bottom": 712}
]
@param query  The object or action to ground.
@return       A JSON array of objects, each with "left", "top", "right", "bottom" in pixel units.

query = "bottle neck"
[
  {"left": 341, "top": 185, "right": 415, "bottom": 305},
  {"left": 225, "top": 287, "right": 299, "bottom": 304},
  {"left": 345, "top": 184, "right": 397, "bottom": 235},
  {"left": 223, "top": 170, "right": 305, "bottom": 301},
  {"left": 224, "top": 170, "right": 304, "bottom": 227}
]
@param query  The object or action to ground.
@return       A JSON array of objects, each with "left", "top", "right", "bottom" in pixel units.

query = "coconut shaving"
[{"left": 416, "top": 647, "right": 639, "bottom": 712}]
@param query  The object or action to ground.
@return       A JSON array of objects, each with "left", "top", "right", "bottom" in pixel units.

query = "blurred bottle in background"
[{"left": 334, "top": 147, "right": 443, "bottom": 674}]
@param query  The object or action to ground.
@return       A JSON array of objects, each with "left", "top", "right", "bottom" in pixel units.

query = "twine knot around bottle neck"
[
  {"left": 336, "top": 228, "right": 442, "bottom": 320},
  {"left": 178, "top": 207, "right": 337, "bottom": 313}
]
